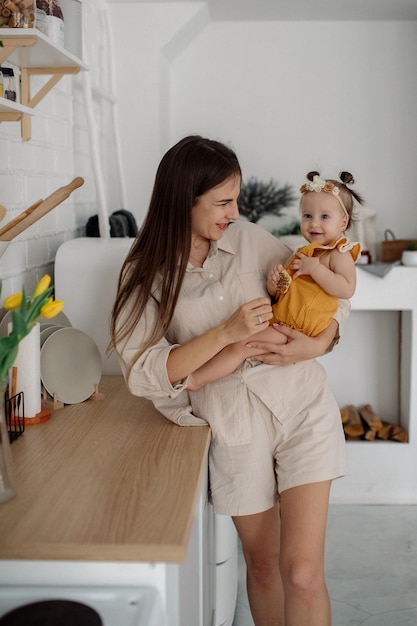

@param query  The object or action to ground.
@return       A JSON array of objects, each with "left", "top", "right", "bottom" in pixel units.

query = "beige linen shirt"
[{"left": 116, "top": 220, "right": 349, "bottom": 446}]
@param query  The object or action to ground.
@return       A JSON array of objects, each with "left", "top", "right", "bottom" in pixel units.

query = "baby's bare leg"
[{"left": 187, "top": 326, "right": 285, "bottom": 391}]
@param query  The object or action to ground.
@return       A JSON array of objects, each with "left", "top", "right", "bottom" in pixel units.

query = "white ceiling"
[{"left": 106, "top": 0, "right": 417, "bottom": 21}]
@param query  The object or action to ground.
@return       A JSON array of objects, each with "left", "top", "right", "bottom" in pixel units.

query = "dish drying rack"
[{"left": 3, "top": 387, "right": 24, "bottom": 443}]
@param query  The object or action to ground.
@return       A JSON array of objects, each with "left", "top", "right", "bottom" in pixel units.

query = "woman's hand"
[
  {"left": 245, "top": 320, "right": 339, "bottom": 365},
  {"left": 222, "top": 297, "right": 273, "bottom": 343},
  {"left": 167, "top": 297, "right": 273, "bottom": 384}
]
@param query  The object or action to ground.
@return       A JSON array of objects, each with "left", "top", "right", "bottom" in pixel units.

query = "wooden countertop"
[{"left": 0, "top": 377, "right": 211, "bottom": 563}]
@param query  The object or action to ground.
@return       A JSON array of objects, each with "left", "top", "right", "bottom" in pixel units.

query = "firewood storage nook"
[{"left": 318, "top": 266, "right": 417, "bottom": 505}]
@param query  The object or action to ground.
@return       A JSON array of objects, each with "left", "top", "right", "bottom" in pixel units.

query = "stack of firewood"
[{"left": 340, "top": 404, "right": 408, "bottom": 442}]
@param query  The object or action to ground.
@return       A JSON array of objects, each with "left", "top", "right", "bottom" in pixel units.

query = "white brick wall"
[{"left": 0, "top": 0, "right": 112, "bottom": 301}]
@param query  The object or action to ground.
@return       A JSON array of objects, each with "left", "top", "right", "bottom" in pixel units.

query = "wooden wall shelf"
[
  {"left": 0, "top": 96, "right": 33, "bottom": 120},
  {"left": 0, "top": 29, "right": 88, "bottom": 140}
]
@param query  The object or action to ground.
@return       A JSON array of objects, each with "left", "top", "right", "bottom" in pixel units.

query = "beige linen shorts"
[{"left": 209, "top": 384, "right": 346, "bottom": 516}]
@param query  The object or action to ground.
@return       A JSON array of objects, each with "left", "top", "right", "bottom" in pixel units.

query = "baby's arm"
[
  {"left": 187, "top": 326, "right": 286, "bottom": 391},
  {"left": 290, "top": 249, "right": 356, "bottom": 299}
]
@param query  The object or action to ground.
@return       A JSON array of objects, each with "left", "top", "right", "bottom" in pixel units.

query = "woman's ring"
[{"left": 257, "top": 315, "right": 263, "bottom": 325}]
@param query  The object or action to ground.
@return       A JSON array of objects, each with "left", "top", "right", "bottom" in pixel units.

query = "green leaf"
[
  {"left": 18, "top": 287, "right": 28, "bottom": 316},
  {"left": 272, "top": 219, "right": 302, "bottom": 237},
  {"left": 10, "top": 309, "right": 28, "bottom": 340},
  {"left": 0, "top": 337, "right": 19, "bottom": 382},
  {"left": 26, "top": 287, "right": 53, "bottom": 324},
  {"left": 0, "top": 335, "right": 18, "bottom": 351}
]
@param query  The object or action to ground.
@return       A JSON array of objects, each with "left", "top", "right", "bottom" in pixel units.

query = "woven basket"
[{"left": 381, "top": 230, "right": 417, "bottom": 263}]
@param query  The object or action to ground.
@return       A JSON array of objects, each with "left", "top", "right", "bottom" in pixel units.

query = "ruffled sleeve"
[
  {"left": 334, "top": 237, "right": 361, "bottom": 262},
  {"left": 296, "top": 237, "right": 361, "bottom": 262}
]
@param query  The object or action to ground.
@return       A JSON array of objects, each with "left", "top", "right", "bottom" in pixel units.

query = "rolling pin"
[{"left": 0, "top": 177, "right": 84, "bottom": 242}]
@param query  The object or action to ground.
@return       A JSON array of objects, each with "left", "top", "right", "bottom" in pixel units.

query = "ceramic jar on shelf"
[
  {"left": 35, "top": 0, "right": 64, "bottom": 47},
  {"left": 0, "top": 0, "right": 35, "bottom": 28}
]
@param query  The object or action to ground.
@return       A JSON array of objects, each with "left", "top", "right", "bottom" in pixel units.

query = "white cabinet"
[
  {"left": 0, "top": 478, "right": 214, "bottom": 626},
  {"left": 166, "top": 475, "right": 239, "bottom": 626},
  {"left": 0, "top": 467, "right": 238, "bottom": 626},
  {"left": 165, "top": 464, "right": 216, "bottom": 626},
  {"left": 323, "top": 267, "right": 417, "bottom": 504}
]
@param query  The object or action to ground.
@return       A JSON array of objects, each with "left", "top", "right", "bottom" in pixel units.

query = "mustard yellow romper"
[{"left": 271, "top": 237, "right": 361, "bottom": 337}]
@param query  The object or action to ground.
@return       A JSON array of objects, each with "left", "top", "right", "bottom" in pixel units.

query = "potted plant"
[
  {"left": 238, "top": 176, "right": 296, "bottom": 224},
  {"left": 238, "top": 177, "right": 305, "bottom": 249}
]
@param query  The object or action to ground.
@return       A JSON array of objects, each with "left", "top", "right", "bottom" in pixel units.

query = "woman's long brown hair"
[{"left": 110, "top": 135, "right": 242, "bottom": 355}]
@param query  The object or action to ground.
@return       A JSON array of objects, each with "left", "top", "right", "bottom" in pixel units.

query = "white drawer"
[
  {"left": 215, "top": 551, "right": 238, "bottom": 626},
  {"left": 215, "top": 514, "right": 238, "bottom": 564}
]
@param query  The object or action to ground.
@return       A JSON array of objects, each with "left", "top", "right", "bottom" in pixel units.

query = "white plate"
[
  {"left": 38, "top": 310, "right": 72, "bottom": 328},
  {"left": 0, "top": 309, "right": 72, "bottom": 338},
  {"left": 41, "top": 328, "right": 102, "bottom": 404},
  {"left": 39, "top": 323, "right": 57, "bottom": 332},
  {"left": 40, "top": 324, "right": 66, "bottom": 347}
]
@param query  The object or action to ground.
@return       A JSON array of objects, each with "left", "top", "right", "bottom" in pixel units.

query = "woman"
[{"left": 111, "top": 135, "right": 348, "bottom": 626}]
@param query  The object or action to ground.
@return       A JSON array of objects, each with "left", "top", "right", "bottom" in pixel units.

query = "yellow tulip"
[
  {"left": 4, "top": 292, "right": 23, "bottom": 310},
  {"left": 40, "top": 299, "right": 64, "bottom": 319},
  {"left": 33, "top": 274, "right": 51, "bottom": 298}
]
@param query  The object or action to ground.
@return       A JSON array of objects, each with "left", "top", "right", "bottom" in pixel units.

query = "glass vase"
[{"left": 0, "top": 377, "right": 17, "bottom": 504}]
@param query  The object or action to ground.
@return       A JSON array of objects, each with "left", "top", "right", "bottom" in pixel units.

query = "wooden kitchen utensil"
[
  {"left": 0, "top": 205, "right": 6, "bottom": 223},
  {"left": 0, "top": 177, "right": 84, "bottom": 242}
]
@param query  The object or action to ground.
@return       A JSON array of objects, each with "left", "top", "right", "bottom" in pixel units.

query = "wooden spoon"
[{"left": 0, "top": 205, "right": 6, "bottom": 223}]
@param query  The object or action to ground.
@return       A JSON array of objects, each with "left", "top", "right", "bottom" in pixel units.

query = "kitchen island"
[{"left": 0, "top": 376, "right": 215, "bottom": 625}]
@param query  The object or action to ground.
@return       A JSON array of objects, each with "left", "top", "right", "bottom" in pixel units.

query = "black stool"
[{"left": 0, "top": 599, "right": 103, "bottom": 625}]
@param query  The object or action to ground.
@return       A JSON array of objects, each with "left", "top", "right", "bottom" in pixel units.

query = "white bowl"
[{"left": 401, "top": 250, "right": 417, "bottom": 266}]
